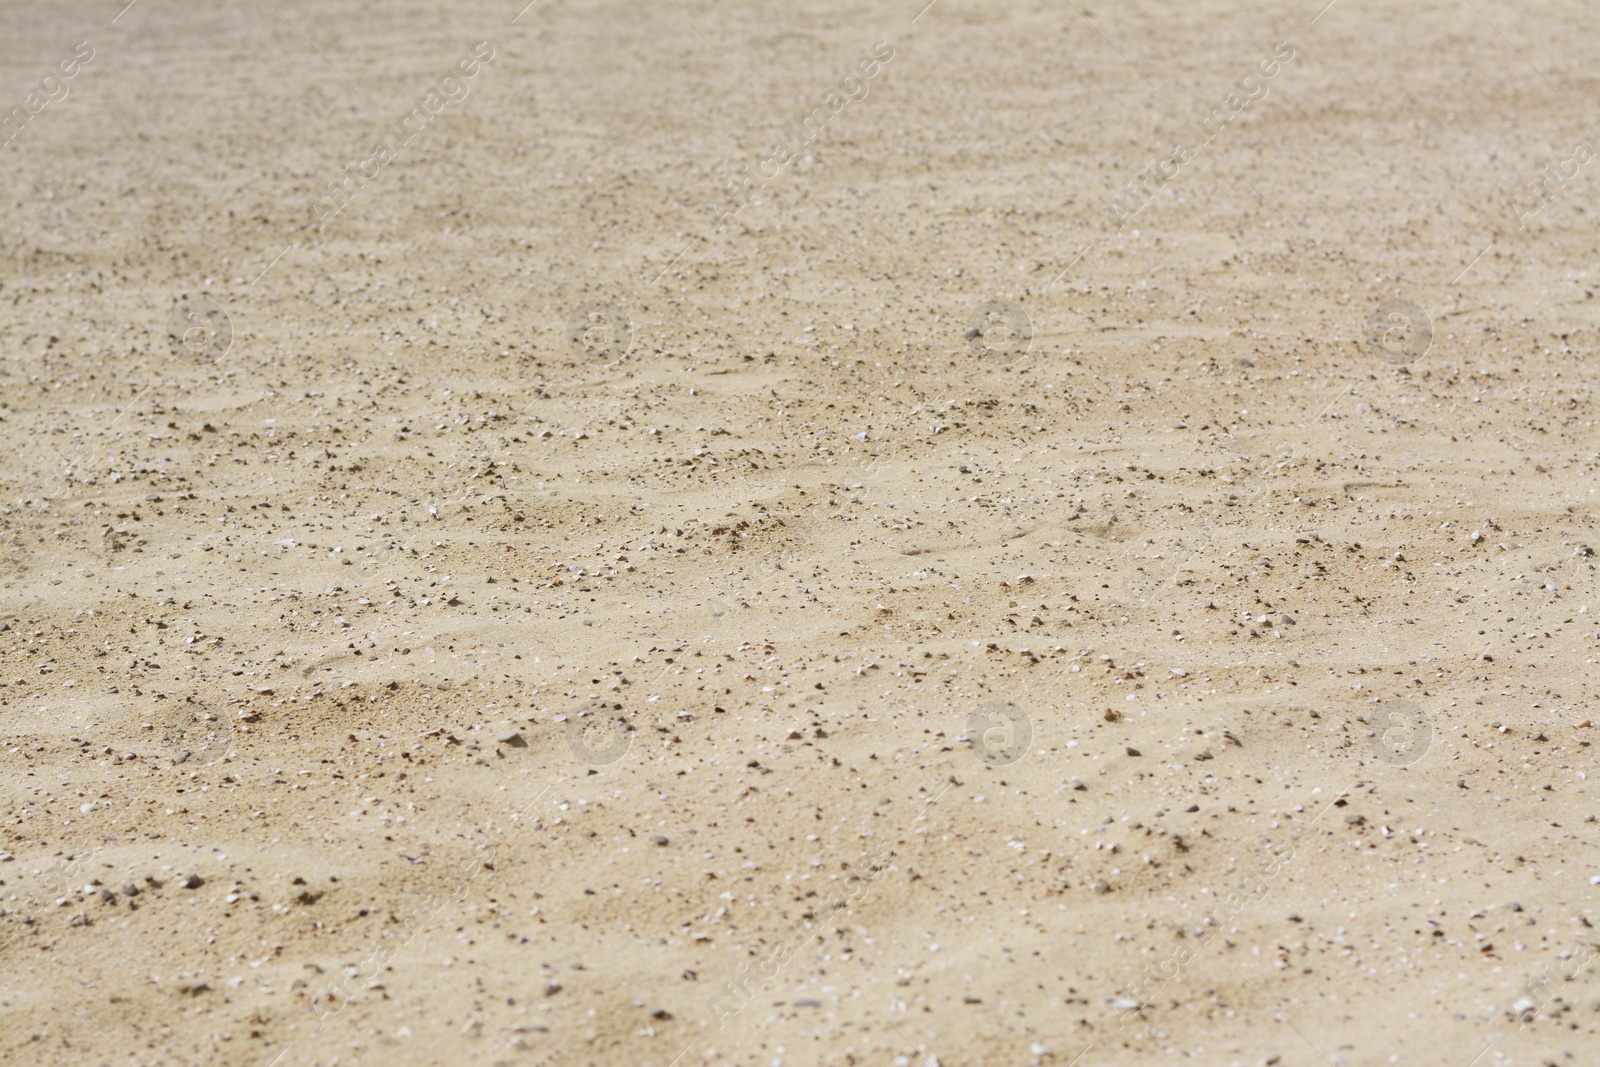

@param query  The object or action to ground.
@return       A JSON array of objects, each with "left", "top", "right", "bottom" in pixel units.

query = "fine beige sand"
[{"left": 3, "top": 1, "right": 1598, "bottom": 1065}]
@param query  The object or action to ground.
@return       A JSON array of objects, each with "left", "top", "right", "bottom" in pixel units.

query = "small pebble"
[
  {"left": 496, "top": 730, "right": 526, "bottom": 747},
  {"left": 180, "top": 873, "right": 203, "bottom": 889},
  {"left": 651, "top": 835, "right": 669, "bottom": 846}
]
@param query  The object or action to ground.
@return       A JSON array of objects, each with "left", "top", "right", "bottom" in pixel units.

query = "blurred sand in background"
[{"left": 2, "top": 1, "right": 1598, "bottom": 1065}]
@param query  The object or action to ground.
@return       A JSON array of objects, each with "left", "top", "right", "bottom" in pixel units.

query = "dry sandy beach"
[{"left": 2, "top": 1, "right": 1598, "bottom": 1065}]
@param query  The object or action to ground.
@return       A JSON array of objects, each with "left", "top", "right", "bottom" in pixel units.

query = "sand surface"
[{"left": 3, "top": 1, "right": 1599, "bottom": 1065}]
